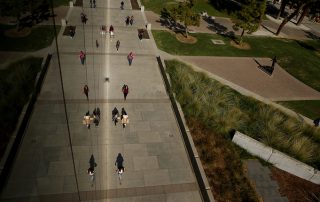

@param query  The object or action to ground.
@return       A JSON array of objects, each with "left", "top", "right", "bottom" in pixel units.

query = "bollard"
[
  {"left": 147, "top": 23, "right": 151, "bottom": 30},
  {"left": 140, "top": 5, "right": 144, "bottom": 12}
]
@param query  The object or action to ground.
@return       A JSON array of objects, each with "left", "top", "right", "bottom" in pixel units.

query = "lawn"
[
  {"left": 0, "top": 24, "right": 60, "bottom": 51},
  {"left": 53, "top": 0, "right": 70, "bottom": 7},
  {"left": 278, "top": 100, "right": 320, "bottom": 120},
  {"left": 0, "top": 57, "right": 43, "bottom": 159},
  {"left": 153, "top": 30, "right": 320, "bottom": 92},
  {"left": 140, "top": 0, "right": 232, "bottom": 17},
  {"left": 165, "top": 59, "right": 320, "bottom": 169}
]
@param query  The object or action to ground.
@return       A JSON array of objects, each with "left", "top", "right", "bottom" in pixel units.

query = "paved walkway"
[
  {"left": 178, "top": 56, "right": 320, "bottom": 101},
  {"left": 245, "top": 160, "right": 288, "bottom": 202},
  {"left": 145, "top": 10, "right": 320, "bottom": 40},
  {"left": 0, "top": 0, "right": 204, "bottom": 201}
]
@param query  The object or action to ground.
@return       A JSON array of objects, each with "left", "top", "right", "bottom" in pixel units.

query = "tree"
[
  {"left": 234, "top": 0, "right": 261, "bottom": 44},
  {"left": 0, "top": 0, "right": 49, "bottom": 30},
  {"left": 276, "top": 0, "right": 288, "bottom": 19},
  {"left": 275, "top": 0, "right": 317, "bottom": 35},
  {"left": 161, "top": 0, "right": 200, "bottom": 38}
]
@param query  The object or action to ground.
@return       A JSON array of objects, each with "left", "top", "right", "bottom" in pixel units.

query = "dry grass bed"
[
  {"left": 187, "top": 118, "right": 259, "bottom": 202},
  {"left": 271, "top": 167, "right": 320, "bottom": 202}
]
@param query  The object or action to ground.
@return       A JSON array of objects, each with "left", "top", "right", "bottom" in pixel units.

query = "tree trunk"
[
  {"left": 239, "top": 28, "right": 244, "bottom": 44},
  {"left": 185, "top": 24, "right": 188, "bottom": 38},
  {"left": 297, "top": 5, "right": 310, "bottom": 25},
  {"left": 276, "top": 0, "right": 287, "bottom": 19},
  {"left": 276, "top": 3, "right": 306, "bottom": 35}
]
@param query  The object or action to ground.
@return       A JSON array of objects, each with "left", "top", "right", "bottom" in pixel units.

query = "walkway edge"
[{"left": 156, "top": 56, "right": 214, "bottom": 202}]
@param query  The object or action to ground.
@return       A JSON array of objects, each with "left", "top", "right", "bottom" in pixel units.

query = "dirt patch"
[
  {"left": 175, "top": 33, "right": 197, "bottom": 44},
  {"left": 230, "top": 40, "right": 251, "bottom": 50},
  {"left": 130, "top": 0, "right": 140, "bottom": 10},
  {"left": 187, "top": 118, "right": 259, "bottom": 201},
  {"left": 4, "top": 28, "right": 31, "bottom": 38},
  {"left": 271, "top": 167, "right": 320, "bottom": 201}
]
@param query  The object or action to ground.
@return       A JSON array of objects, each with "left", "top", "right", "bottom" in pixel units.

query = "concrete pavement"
[{"left": 0, "top": 0, "right": 205, "bottom": 201}]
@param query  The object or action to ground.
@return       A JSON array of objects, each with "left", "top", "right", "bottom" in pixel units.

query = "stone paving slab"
[{"left": 179, "top": 56, "right": 320, "bottom": 101}]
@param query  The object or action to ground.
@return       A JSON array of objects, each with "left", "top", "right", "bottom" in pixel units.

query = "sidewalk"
[
  {"left": 0, "top": 0, "right": 204, "bottom": 201},
  {"left": 145, "top": 10, "right": 320, "bottom": 40}
]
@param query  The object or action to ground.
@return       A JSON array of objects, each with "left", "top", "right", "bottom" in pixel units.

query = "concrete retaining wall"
[{"left": 232, "top": 131, "right": 320, "bottom": 184}]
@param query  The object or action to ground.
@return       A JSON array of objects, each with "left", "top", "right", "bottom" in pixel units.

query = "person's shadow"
[
  {"left": 89, "top": 154, "right": 97, "bottom": 169},
  {"left": 115, "top": 153, "right": 124, "bottom": 168},
  {"left": 254, "top": 59, "right": 274, "bottom": 76}
]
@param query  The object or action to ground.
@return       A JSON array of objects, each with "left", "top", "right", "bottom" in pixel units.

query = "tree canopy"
[{"left": 161, "top": 0, "right": 200, "bottom": 37}]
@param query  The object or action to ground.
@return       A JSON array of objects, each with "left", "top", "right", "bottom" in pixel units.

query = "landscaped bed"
[
  {"left": 0, "top": 57, "right": 42, "bottom": 159},
  {"left": 0, "top": 24, "right": 60, "bottom": 51},
  {"left": 165, "top": 59, "right": 320, "bottom": 169},
  {"left": 165, "top": 59, "right": 320, "bottom": 200},
  {"left": 154, "top": 30, "right": 320, "bottom": 93},
  {"left": 278, "top": 100, "right": 320, "bottom": 120}
]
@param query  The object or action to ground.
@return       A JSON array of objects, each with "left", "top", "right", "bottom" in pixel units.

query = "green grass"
[
  {"left": 0, "top": 57, "right": 42, "bottom": 159},
  {"left": 141, "top": 0, "right": 231, "bottom": 17},
  {"left": 278, "top": 100, "right": 320, "bottom": 120},
  {"left": 153, "top": 30, "right": 320, "bottom": 92},
  {"left": 0, "top": 25, "right": 60, "bottom": 51},
  {"left": 166, "top": 59, "right": 320, "bottom": 169}
]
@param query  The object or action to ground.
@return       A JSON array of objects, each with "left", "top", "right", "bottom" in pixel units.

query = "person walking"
[
  {"left": 93, "top": 0, "right": 96, "bottom": 8},
  {"left": 81, "top": 12, "right": 87, "bottom": 24},
  {"left": 115, "top": 153, "right": 125, "bottom": 184},
  {"left": 120, "top": 1, "right": 124, "bottom": 10},
  {"left": 122, "top": 84, "right": 129, "bottom": 101},
  {"left": 87, "top": 167, "right": 95, "bottom": 186},
  {"left": 83, "top": 111, "right": 92, "bottom": 129},
  {"left": 90, "top": 0, "right": 92, "bottom": 8},
  {"left": 84, "top": 85, "right": 89, "bottom": 100},
  {"left": 127, "top": 52, "right": 134, "bottom": 66},
  {"left": 121, "top": 108, "right": 129, "bottom": 128},
  {"left": 80, "top": 51, "right": 86, "bottom": 65},
  {"left": 96, "top": 39, "right": 99, "bottom": 48},
  {"left": 109, "top": 25, "right": 114, "bottom": 38},
  {"left": 116, "top": 40, "right": 120, "bottom": 52},
  {"left": 125, "top": 16, "right": 130, "bottom": 26},
  {"left": 93, "top": 107, "right": 100, "bottom": 127},
  {"left": 130, "top": 16, "right": 134, "bottom": 26},
  {"left": 112, "top": 107, "right": 119, "bottom": 126}
]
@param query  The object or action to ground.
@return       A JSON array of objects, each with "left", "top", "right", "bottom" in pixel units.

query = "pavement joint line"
[
  {"left": 37, "top": 98, "right": 170, "bottom": 104},
  {"left": 58, "top": 51, "right": 154, "bottom": 57},
  {"left": 1, "top": 183, "right": 198, "bottom": 201}
]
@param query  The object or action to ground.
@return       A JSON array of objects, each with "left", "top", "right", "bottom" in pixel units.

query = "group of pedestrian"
[
  {"left": 89, "top": 0, "right": 96, "bottom": 8},
  {"left": 112, "top": 107, "right": 129, "bottom": 128},
  {"left": 125, "top": 16, "right": 134, "bottom": 26},
  {"left": 83, "top": 108, "right": 101, "bottom": 129}
]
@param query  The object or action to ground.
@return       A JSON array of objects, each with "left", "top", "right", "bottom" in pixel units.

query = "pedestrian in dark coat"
[
  {"left": 112, "top": 107, "right": 119, "bottom": 126},
  {"left": 84, "top": 85, "right": 89, "bottom": 100},
  {"left": 130, "top": 16, "right": 134, "bottom": 25},
  {"left": 122, "top": 84, "right": 129, "bottom": 101},
  {"left": 116, "top": 40, "right": 120, "bottom": 52},
  {"left": 125, "top": 16, "right": 130, "bottom": 26}
]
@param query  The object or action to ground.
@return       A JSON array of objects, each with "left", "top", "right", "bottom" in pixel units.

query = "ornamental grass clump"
[{"left": 165, "top": 59, "right": 320, "bottom": 169}]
